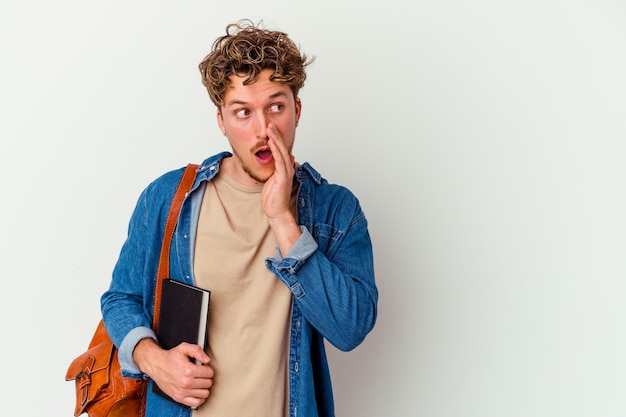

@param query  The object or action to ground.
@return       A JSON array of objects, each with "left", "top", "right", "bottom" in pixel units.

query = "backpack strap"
[{"left": 152, "top": 163, "right": 200, "bottom": 331}]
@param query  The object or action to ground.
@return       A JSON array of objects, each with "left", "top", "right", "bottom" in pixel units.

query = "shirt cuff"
[
  {"left": 118, "top": 326, "right": 158, "bottom": 377},
  {"left": 273, "top": 225, "right": 318, "bottom": 263}
]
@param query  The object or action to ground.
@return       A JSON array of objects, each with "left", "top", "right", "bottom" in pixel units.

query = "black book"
[{"left": 152, "top": 278, "right": 210, "bottom": 407}]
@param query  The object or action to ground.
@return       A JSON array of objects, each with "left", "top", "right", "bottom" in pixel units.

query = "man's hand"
[
  {"left": 262, "top": 123, "right": 302, "bottom": 256},
  {"left": 133, "top": 338, "right": 214, "bottom": 409}
]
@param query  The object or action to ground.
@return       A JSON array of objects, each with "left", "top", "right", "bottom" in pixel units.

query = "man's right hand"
[{"left": 133, "top": 338, "right": 214, "bottom": 409}]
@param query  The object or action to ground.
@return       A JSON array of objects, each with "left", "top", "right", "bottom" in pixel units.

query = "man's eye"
[
  {"left": 235, "top": 109, "right": 249, "bottom": 118},
  {"left": 269, "top": 103, "right": 283, "bottom": 112}
]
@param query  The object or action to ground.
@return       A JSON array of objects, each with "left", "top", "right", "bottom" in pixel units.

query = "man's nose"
[{"left": 254, "top": 112, "right": 268, "bottom": 139}]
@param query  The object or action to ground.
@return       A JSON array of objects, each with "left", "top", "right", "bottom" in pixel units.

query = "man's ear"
[
  {"left": 216, "top": 109, "right": 226, "bottom": 135},
  {"left": 295, "top": 97, "right": 302, "bottom": 127}
]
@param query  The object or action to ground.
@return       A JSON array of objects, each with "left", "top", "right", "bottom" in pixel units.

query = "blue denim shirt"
[{"left": 101, "top": 152, "right": 378, "bottom": 417}]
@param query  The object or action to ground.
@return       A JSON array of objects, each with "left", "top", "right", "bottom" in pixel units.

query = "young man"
[{"left": 101, "top": 20, "right": 378, "bottom": 417}]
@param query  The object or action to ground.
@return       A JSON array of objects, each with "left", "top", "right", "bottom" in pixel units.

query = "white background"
[{"left": 1, "top": 1, "right": 625, "bottom": 416}]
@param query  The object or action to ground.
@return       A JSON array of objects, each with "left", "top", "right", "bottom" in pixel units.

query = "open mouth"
[{"left": 255, "top": 149, "right": 273, "bottom": 162}]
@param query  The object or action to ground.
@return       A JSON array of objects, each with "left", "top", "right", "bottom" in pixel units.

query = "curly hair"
[{"left": 199, "top": 19, "right": 314, "bottom": 108}]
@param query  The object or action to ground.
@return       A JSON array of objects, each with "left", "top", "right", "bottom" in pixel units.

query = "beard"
[
  {"left": 229, "top": 137, "right": 294, "bottom": 184},
  {"left": 231, "top": 146, "right": 272, "bottom": 184},
  {"left": 242, "top": 163, "right": 271, "bottom": 184}
]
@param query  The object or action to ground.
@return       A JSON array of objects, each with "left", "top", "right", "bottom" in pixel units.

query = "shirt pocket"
[{"left": 313, "top": 223, "right": 343, "bottom": 257}]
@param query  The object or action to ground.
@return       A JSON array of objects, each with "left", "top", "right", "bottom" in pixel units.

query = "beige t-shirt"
[{"left": 192, "top": 171, "right": 293, "bottom": 417}]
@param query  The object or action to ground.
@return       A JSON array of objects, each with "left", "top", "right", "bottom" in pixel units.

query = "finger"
[
  {"left": 190, "top": 376, "right": 214, "bottom": 393},
  {"left": 268, "top": 137, "right": 294, "bottom": 180},
  {"left": 267, "top": 138, "right": 285, "bottom": 172},
  {"left": 181, "top": 394, "right": 208, "bottom": 410},
  {"left": 266, "top": 123, "right": 284, "bottom": 145},
  {"left": 176, "top": 342, "right": 210, "bottom": 365},
  {"left": 266, "top": 124, "right": 291, "bottom": 164},
  {"left": 183, "top": 379, "right": 213, "bottom": 408}
]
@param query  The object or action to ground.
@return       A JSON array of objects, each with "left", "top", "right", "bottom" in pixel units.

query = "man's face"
[{"left": 217, "top": 68, "right": 301, "bottom": 186}]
